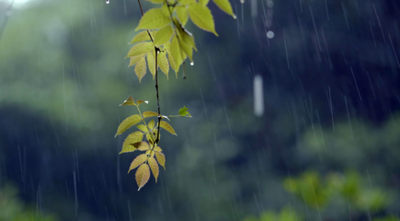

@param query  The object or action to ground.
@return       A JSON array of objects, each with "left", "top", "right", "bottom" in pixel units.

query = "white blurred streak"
[
  {"left": 251, "top": 0, "right": 257, "bottom": 18},
  {"left": 254, "top": 75, "right": 264, "bottom": 117}
]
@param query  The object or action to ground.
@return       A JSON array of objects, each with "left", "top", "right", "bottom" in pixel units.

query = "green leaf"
[
  {"left": 136, "top": 8, "right": 171, "bottom": 31},
  {"left": 136, "top": 100, "right": 149, "bottom": 105},
  {"left": 170, "top": 34, "right": 183, "bottom": 72},
  {"left": 181, "top": 28, "right": 197, "bottom": 51},
  {"left": 126, "top": 42, "right": 153, "bottom": 58},
  {"left": 147, "top": 49, "right": 156, "bottom": 79},
  {"left": 135, "top": 57, "right": 147, "bottom": 82},
  {"left": 154, "top": 25, "right": 174, "bottom": 47},
  {"left": 143, "top": 111, "right": 158, "bottom": 118},
  {"left": 155, "top": 152, "right": 166, "bottom": 170},
  {"left": 119, "top": 95, "right": 135, "bottom": 106},
  {"left": 115, "top": 114, "right": 142, "bottom": 137},
  {"left": 146, "top": 0, "right": 164, "bottom": 3},
  {"left": 176, "top": 6, "right": 189, "bottom": 26},
  {"left": 158, "top": 51, "right": 169, "bottom": 78},
  {"left": 161, "top": 3, "right": 171, "bottom": 17},
  {"left": 178, "top": 35, "right": 193, "bottom": 61},
  {"left": 137, "top": 124, "right": 149, "bottom": 132},
  {"left": 121, "top": 131, "right": 144, "bottom": 152},
  {"left": 179, "top": 0, "right": 195, "bottom": 5},
  {"left": 212, "top": 0, "right": 236, "bottom": 18},
  {"left": 129, "top": 31, "right": 152, "bottom": 44},
  {"left": 178, "top": 106, "right": 191, "bottom": 116},
  {"left": 129, "top": 54, "right": 146, "bottom": 67},
  {"left": 159, "top": 121, "right": 177, "bottom": 135},
  {"left": 167, "top": 51, "right": 178, "bottom": 76},
  {"left": 198, "top": 0, "right": 210, "bottom": 6},
  {"left": 188, "top": 3, "right": 218, "bottom": 36},
  {"left": 120, "top": 141, "right": 149, "bottom": 154}
]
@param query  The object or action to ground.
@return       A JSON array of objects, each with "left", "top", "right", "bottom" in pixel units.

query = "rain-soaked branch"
[{"left": 0, "top": 0, "right": 14, "bottom": 41}]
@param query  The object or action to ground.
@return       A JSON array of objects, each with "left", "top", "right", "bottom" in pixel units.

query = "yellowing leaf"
[
  {"left": 115, "top": 114, "right": 142, "bottom": 137},
  {"left": 148, "top": 120, "right": 155, "bottom": 130},
  {"left": 132, "top": 141, "right": 150, "bottom": 151},
  {"left": 135, "top": 8, "right": 171, "bottom": 31},
  {"left": 129, "top": 55, "right": 145, "bottom": 67},
  {"left": 135, "top": 57, "right": 147, "bottom": 83},
  {"left": 148, "top": 157, "right": 159, "bottom": 182},
  {"left": 188, "top": 3, "right": 218, "bottom": 36},
  {"left": 176, "top": 6, "right": 189, "bottom": 26},
  {"left": 159, "top": 121, "right": 177, "bottom": 135},
  {"left": 154, "top": 25, "right": 174, "bottom": 47},
  {"left": 147, "top": 49, "right": 156, "bottom": 78},
  {"left": 146, "top": 149, "right": 155, "bottom": 158},
  {"left": 121, "top": 131, "right": 144, "bottom": 152},
  {"left": 126, "top": 42, "right": 153, "bottom": 58},
  {"left": 154, "top": 146, "right": 162, "bottom": 152},
  {"left": 135, "top": 163, "right": 150, "bottom": 191},
  {"left": 143, "top": 111, "right": 158, "bottom": 118},
  {"left": 158, "top": 51, "right": 169, "bottom": 78},
  {"left": 136, "top": 100, "right": 149, "bottom": 105},
  {"left": 128, "top": 154, "right": 148, "bottom": 173},
  {"left": 146, "top": 0, "right": 164, "bottom": 3},
  {"left": 136, "top": 124, "right": 149, "bottom": 133},
  {"left": 119, "top": 95, "right": 135, "bottom": 106},
  {"left": 199, "top": 0, "right": 210, "bottom": 6},
  {"left": 129, "top": 31, "right": 152, "bottom": 44},
  {"left": 155, "top": 152, "right": 166, "bottom": 170},
  {"left": 212, "top": 0, "right": 235, "bottom": 18}
]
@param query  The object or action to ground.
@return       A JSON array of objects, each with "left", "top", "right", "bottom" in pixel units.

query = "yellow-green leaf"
[
  {"left": 188, "top": 3, "right": 218, "bottom": 36},
  {"left": 146, "top": 133, "right": 157, "bottom": 144},
  {"left": 158, "top": 51, "right": 169, "bottom": 78},
  {"left": 128, "top": 154, "right": 147, "bottom": 173},
  {"left": 170, "top": 34, "right": 183, "bottom": 71},
  {"left": 161, "top": 3, "right": 171, "bottom": 17},
  {"left": 179, "top": 0, "right": 195, "bottom": 5},
  {"left": 167, "top": 51, "right": 178, "bottom": 76},
  {"left": 126, "top": 42, "right": 153, "bottom": 58},
  {"left": 121, "top": 131, "right": 144, "bottom": 152},
  {"left": 154, "top": 146, "right": 162, "bottom": 152},
  {"left": 148, "top": 157, "right": 159, "bottom": 182},
  {"left": 148, "top": 120, "right": 155, "bottom": 130},
  {"left": 136, "top": 100, "right": 149, "bottom": 105},
  {"left": 159, "top": 121, "right": 177, "bottom": 135},
  {"left": 155, "top": 152, "right": 166, "bottom": 170},
  {"left": 119, "top": 95, "right": 135, "bottom": 106},
  {"left": 115, "top": 114, "right": 142, "bottom": 137},
  {"left": 212, "top": 0, "right": 235, "bottom": 18},
  {"left": 129, "top": 31, "right": 152, "bottom": 44},
  {"left": 143, "top": 111, "right": 158, "bottom": 118},
  {"left": 146, "top": 0, "right": 164, "bottom": 4},
  {"left": 135, "top": 57, "right": 147, "bottom": 83},
  {"left": 181, "top": 29, "right": 197, "bottom": 51},
  {"left": 136, "top": 124, "right": 149, "bottom": 133},
  {"left": 129, "top": 55, "right": 145, "bottom": 67},
  {"left": 179, "top": 106, "right": 191, "bottom": 116},
  {"left": 147, "top": 49, "right": 156, "bottom": 78},
  {"left": 133, "top": 141, "right": 150, "bottom": 151},
  {"left": 146, "top": 149, "right": 155, "bottom": 158},
  {"left": 176, "top": 6, "right": 189, "bottom": 26},
  {"left": 154, "top": 25, "right": 174, "bottom": 47},
  {"left": 199, "top": 0, "right": 210, "bottom": 6},
  {"left": 135, "top": 8, "right": 171, "bottom": 31},
  {"left": 179, "top": 37, "right": 193, "bottom": 61},
  {"left": 135, "top": 163, "right": 150, "bottom": 191}
]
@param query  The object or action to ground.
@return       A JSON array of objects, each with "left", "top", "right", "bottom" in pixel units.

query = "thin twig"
[{"left": 137, "top": 0, "right": 154, "bottom": 42}]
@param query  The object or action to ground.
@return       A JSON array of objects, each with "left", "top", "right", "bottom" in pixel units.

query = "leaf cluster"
[{"left": 126, "top": 0, "right": 235, "bottom": 81}]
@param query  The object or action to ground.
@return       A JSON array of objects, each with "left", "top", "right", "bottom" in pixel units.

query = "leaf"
[
  {"left": 136, "top": 124, "right": 149, "bottom": 133},
  {"left": 188, "top": 3, "right": 218, "bottom": 36},
  {"left": 135, "top": 57, "right": 147, "bottom": 83},
  {"left": 147, "top": 49, "right": 156, "bottom": 78},
  {"left": 126, "top": 42, "right": 153, "bottom": 58},
  {"left": 136, "top": 100, "right": 149, "bottom": 105},
  {"left": 119, "top": 95, "right": 135, "bottom": 106},
  {"left": 121, "top": 131, "right": 144, "bottom": 152},
  {"left": 135, "top": 163, "right": 150, "bottom": 191},
  {"left": 179, "top": 0, "right": 195, "bottom": 5},
  {"left": 129, "top": 55, "right": 145, "bottom": 67},
  {"left": 133, "top": 141, "right": 150, "bottom": 151},
  {"left": 146, "top": 149, "right": 155, "bottom": 158},
  {"left": 120, "top": 141, "right": 149, "bottom": 153},
  {"left": 161, "top": 115, "right": 170, "bottom": 121},
  {"left": 135, "top": 8, "right": 171, "bottom": 31},
  {"left": 178, "top": 36, "right": 193, "bottom": 61},
  {"left": 161, "top": 3, "right": 171, "bottom": 17},
  {"left": 146, "top": 133, "right": 156, "bottom": 144},
  {"left": 181, "top": 29, "right": 197, "bottom": 51},
  {"left": 212, "top": 0, "right": 235, "bottom": 18},
  {"left": 179, "top": 106, "right": 191, "bottom": 116},
  {"left": 154, "top": 146, "right": 162, "bottom": 152},
  {"left": 143, "top": 111, "right": 158, "bottom": 118},
  {"left": 176, "top": 6, "right": 189, "bottom": 26},
  {"left": 199, "top": 0, "right": 210, "bottom": 6},
  {"left": 167, "top": 51, "right": 178, "bottom": 75},
  {"left": 154, "top": 25, "right": 174, "bottom": 47},
  {"left": 128, "top": 154, "right": 148, "bottom": 173},
  {"left": 155, "top": 152, "right": 166, "bottom": 170},
  {"left": 159, "top": 121, "right": 177, "bottom": 135},
  {"left": 148, "top": 157, "right": 159, "bottom": 182},
  {"left": 148, "top": 120, "right": 155, "bottom": 130},
  {"left": 146, "top": 0, "right": 164, "bottom": 3},
  {"left": 115, "top": 114, "right": 142, "bottom": 137},
  {"left": 170, "top": 34, "right": 183, "bottom": 71},
  {"left": 158, "top": 51, "right": 169, "bottom": 78},
  {"left": 129, "top": 31, "right": 152, "bottom": 44}
]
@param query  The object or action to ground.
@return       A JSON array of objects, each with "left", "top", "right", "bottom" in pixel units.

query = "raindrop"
[
  {"left": 106, "top": 0, "right": 110, "bottom": 4},
  {"left": 266, "top": 31, "right": 274, "bottom": 39},
  {"left": 254, "top": 75, "right": 264, "bottom": 117},
  {"left": 190, "top": 61, "right": 194, "bottom": 66}
]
